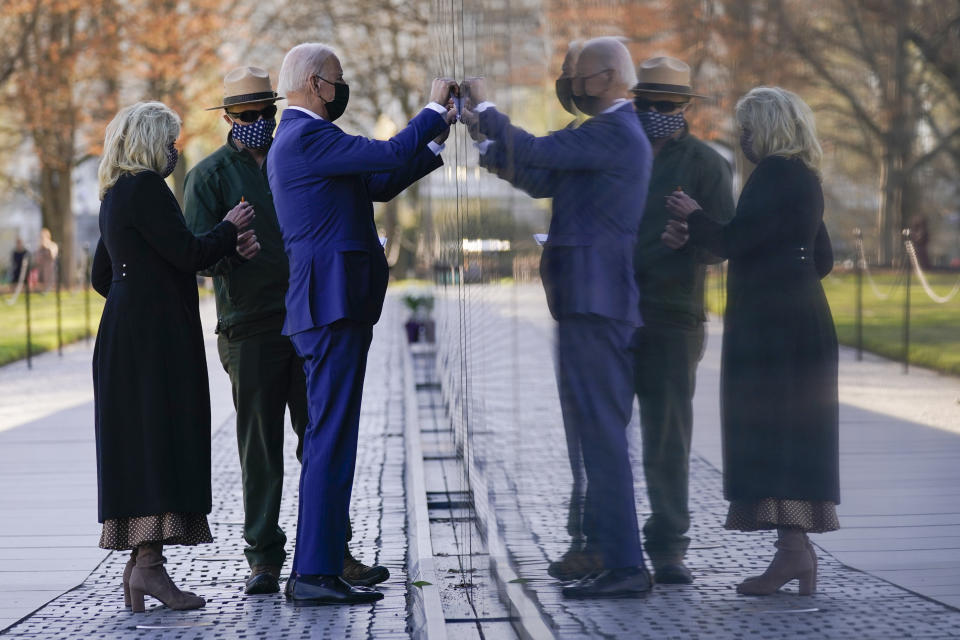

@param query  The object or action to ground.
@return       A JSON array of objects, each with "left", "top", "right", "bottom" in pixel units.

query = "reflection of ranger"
[{"left": 631, "top": 57, "right": 735, "bottom": 584}]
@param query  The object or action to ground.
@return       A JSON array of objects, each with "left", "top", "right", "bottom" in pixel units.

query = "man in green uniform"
[
  {"left": 631, "top": 57, "right": 735, "bottom": 584},
  {"left": 184, "top": 66, "right": 388, "bottom": 595}
]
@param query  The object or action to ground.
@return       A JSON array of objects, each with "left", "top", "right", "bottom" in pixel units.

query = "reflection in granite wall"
[{"left": 422, "top": 0, "right": 660, "bottom": 600}]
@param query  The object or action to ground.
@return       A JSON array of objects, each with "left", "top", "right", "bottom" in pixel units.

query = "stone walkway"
[
  {"left": 432, "top": 282, "right": 960, "bottom": 639},
  {"left": 0, "top": 298, "right": 410, "bottom": 639}
]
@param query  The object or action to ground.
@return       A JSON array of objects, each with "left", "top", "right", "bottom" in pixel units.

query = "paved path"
[
  {"left": 432, "top": 282, "right": 960, "bottom": 638},
  {"left": 0, "top": 297, "right": 410, "bottom": 638}
]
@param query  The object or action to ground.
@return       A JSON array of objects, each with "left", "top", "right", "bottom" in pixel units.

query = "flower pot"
[{"left": 405, "top": 320, "right": 421, "bottom": 343}]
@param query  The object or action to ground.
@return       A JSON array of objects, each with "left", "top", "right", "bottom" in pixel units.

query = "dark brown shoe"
[
  {"left": 245, "top": 565, "right": 281, "bottom": 595},
  {"left": 654, "top": 563, "right": 694, "bottom": 585},
  {"left": 548, "top": 548, "right": 603, "bottom": 582},
  {"left": 342, "top": 547, "right": 390, "bottom": 587}
]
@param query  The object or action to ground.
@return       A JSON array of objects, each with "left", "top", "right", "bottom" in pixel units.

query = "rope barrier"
[
  {"left": 856, "top": 234, "right": 902, "bottom": 300},
  {"left": 904, "top": 239, "right": 960, "bottom": 304}
]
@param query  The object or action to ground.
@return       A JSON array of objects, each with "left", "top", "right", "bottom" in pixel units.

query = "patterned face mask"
[
  {"left": 231, "top": 117, "right": 276, "bottom": 150},
  {"left": 637, "top": 110, "right": 686, "bottom": 140},
  {"left": 161, "top": 141, "right": 178, "bottom": 178}
]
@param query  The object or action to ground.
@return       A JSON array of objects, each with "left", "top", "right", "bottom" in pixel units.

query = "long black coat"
[
  {"left": 687, "top": 156, "right": 840, "bottom": 503},
  {"left": 92, "top": 171, "right": 237, "bottom": 522}
]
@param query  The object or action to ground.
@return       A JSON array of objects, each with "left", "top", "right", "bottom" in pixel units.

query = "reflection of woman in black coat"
[
  {"left": 92, "top": 102, "right": 254, "bottom": 612},
  {"left": 664, "top": 87, "right": 838, "bottom": 596}
]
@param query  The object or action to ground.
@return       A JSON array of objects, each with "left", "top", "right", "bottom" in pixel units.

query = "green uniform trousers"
[
  {"left": 218, "top": 329, "right": 309, "bottom": 569},
  {"left": 633, "top": 322, "right": 705, "bottom": 568}
]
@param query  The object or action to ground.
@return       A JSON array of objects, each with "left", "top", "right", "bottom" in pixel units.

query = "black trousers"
[
  {"left": 633, "top": 322, "right": 705, "bottom": 567},
  {"left": 217, "top": 329, "right": 308, "bottom": 569}
]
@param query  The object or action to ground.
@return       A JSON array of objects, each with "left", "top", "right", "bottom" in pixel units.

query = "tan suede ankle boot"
[
  {"left": 737, "top": 528, "right": 816, "bottom": 596},
  {"left": 122, "top": 548, "right": 138, "bottom": 608},
  {"left": 128, "top": 543, "right": 205, "bottom": 612}
]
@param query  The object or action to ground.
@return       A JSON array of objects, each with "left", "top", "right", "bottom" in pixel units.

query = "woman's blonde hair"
[
  {"left": 736, "top": 87, "right": 822, "bottom": 174},
  {"left": 97, "top": 101, "right": 181, "bottom": 199}
]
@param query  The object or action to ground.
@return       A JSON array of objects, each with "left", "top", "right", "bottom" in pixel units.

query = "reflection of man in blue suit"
[
  {"left": 464, "top": 37, "right": 654, "bottom": 598},
  {"left": 267, "top": 42, "right": 455, "bottom": 606}
]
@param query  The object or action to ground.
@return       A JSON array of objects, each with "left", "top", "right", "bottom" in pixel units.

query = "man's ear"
[{"left": 222, "top": 113, "right": 234, "bottom": 126}]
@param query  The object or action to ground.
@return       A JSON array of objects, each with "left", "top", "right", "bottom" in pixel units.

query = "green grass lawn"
[
  {"left": 0, "top": 285, "right": 212, "bottom": 367},
  {"left": 706, "top": 268, "right": 960, "bottom": 376},
  {"left": 0, "top": 288, "right": 105, "bottom": 366}
]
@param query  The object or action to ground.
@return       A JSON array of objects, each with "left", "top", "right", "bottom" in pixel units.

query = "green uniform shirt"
[
  {"left": 635, "top": 129, "right": 736, "bottom": 328},
  {"left": 184, "top": 136, "right": 289, "bottom": 338}
]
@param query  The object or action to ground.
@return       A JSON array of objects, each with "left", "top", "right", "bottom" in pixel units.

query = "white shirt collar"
[
  {"left": 601, "top": 98, "right": 629, "bottom": 115},
  {"left": 287, "top": 105, "right": 324, "bottom": 120}
]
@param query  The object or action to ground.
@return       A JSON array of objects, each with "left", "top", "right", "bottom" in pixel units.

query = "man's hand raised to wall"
[
  {"left": 462, "top": 77, "right": 486, "bottom": 109},
  {"left": 430, "top": 78, "right": 459, "bottom": 106}
]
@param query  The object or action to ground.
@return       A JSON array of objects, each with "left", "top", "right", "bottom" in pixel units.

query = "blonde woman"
[
  {"left": 91, "top": 102, "right": 256, "bottom": 611},
  {"left": 662, "top": 87, "right": 838, "bottom": 595}
]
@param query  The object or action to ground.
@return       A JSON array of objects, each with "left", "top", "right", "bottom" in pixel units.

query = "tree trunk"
[
  {"left": 39, "top": 164, "right": 75, "bottom": 288},
  {"left": 879, "top": 1, "right": 911, "bottom": 266}
]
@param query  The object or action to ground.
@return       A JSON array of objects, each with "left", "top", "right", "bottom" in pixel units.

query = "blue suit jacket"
[
  {"left": 267, "top": 108, "right": 448, "bottom": 334},
  {"left": 478, "top": 103, "right": 652, "bottom": 326}
]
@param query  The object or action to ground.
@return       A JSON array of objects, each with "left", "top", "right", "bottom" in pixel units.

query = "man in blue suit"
[
  {"left": 464, "top": 37, "right": 654, "bottom": 598},
  {"left": 267, "top": 42, "right": 455, "bottom": 606}
]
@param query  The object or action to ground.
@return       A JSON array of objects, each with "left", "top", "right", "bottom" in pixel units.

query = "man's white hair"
[
  {"left": 581, "top": 36, "right": 637, "bottom": 90},
  {"left": 277, "top": 43, "right": 338, "bottom": 96}
]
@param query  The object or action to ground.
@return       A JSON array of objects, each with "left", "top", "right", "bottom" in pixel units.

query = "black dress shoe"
[
  {"left": 245, "top": 566, "right": 281, "bottom": 595},
  {"left": 654, "top": 563, "right": 694, "bottom": 585},
  {"left": 562, "top": 567, "right": 653, "bottom": 599},
  {"left": 286, "top": 574, "right": 384, "bottom": 606}
]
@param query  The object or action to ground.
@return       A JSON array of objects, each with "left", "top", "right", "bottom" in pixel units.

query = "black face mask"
[
  {"left": 317, "top": 76, "right": 350, "bottom": 122},
  {"left": 555, "top": 77, "right": 577, "bottom": 115},
  {"left": 572, "top": 93, "right": 603, "bottom": 116}
]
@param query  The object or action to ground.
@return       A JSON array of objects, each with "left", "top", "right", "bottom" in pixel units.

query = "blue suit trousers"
[
  {"left": 289, "top": 320, "right": 374, "bottom": 575},
  {"left": 556, "top": 314, "right": 644, "bottom": 569}
]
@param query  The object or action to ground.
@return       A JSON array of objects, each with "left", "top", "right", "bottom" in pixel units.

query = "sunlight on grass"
[{"left": 707, "top": 268, "right": 960, "bottom": 376}]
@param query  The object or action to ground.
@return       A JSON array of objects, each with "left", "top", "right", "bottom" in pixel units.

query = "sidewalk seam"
[
  {"left": 401, "top": 328, "right": 448, "bottom": 640},
  {"left": 435, "top": 351, "right": 556, "bottom": 640}
]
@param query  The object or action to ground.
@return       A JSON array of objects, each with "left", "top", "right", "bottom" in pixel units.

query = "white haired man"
[
  {"left": 184, "top": 66, "right": 390, "bottom": 596},
  {"left": 465, "top": 37, "right": 655, "bottom": 598},
  {"left": 268, "top": 43, "right": 455, "bottom": 606}
]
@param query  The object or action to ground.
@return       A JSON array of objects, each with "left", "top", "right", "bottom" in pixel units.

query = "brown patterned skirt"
[
  {"left": 725, "top": 498, "right": 839, "bottom": 533},
  {"left": 99, "top": 512, "right": 213, "bottom": 550}
]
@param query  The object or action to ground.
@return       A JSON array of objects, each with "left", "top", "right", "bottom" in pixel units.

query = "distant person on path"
[
  {"left": 9, "top": 237, "right": 27, "bottom": 289},
  {"left": 268, "top": 43, "right": 454, "bottom": 606},
  {"left": 35, "top": 228, "right": 58, "bottom": 292},
  {"left": 464, "top": 37, "right": 655, "bottom": 599},
  {"left": 630, "top": 56, "right": 735, "bottom": 586},
  {"left": 663, "top": 86, "right": 839, "bottom": 596},
  {"left": 92, "top": 101, "right": 252, "bottom": 612},
  {"left": 184, "top": 65, "right": 389, "bottom": 596}
]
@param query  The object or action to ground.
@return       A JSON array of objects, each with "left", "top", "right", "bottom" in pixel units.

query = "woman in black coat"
[
  {"left": 663, "top": 87, "right": 839, "bottom": 596},
  {"left": 92, "top": 102, "right": 257, "bottom": 612}
]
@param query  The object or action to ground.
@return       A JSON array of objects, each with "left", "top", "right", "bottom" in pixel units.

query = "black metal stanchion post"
[
  {"left": 55, "top": 256, "right": 63, "bottom": 356},
  {"left": 855, "top": 228, "right": 863, "bottom": 361},
  {"left": 84, "top": 243, "right": 92, "bottom": 343},
  {"left": 24, "top": 254, "right": 32, "bottom": 369},
  {"left": 902, "top": 229, "right": 911, "bottom": 374}
]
